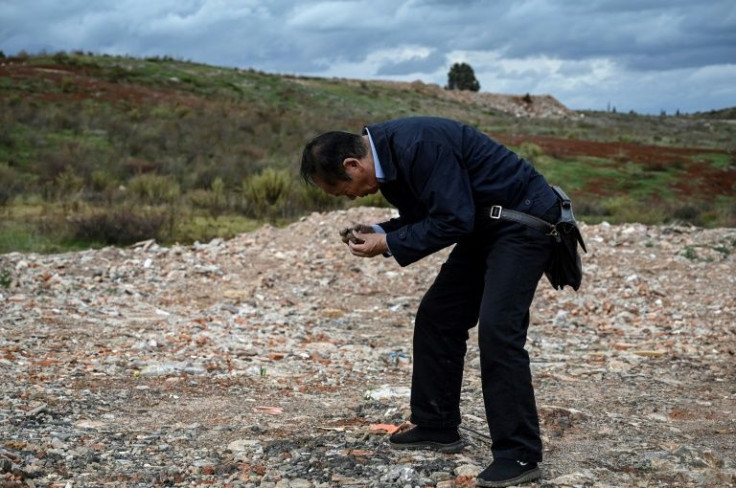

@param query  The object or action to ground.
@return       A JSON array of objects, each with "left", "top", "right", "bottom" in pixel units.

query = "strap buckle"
[{"left": 489, "top": 205, "right": 502, "bottom": 219}]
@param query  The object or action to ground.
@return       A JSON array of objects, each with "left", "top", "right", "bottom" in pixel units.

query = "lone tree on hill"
[{"left": 446, "top": 62, "right": 480, "bottom": 92}]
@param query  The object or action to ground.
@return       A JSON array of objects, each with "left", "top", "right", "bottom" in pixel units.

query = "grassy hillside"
[{"left": 0, "top": 51, "right": 734, "bottom": 253}]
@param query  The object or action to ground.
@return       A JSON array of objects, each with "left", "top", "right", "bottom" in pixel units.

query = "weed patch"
[
  {"left": 0, "top": 268, "right": 11, "bottom": 288},
  {"left": 69, "top": 206, "right": 172, "bottom": 245},
  {"left": 1, "top": 52, "right": 734, "bottom": 252}
]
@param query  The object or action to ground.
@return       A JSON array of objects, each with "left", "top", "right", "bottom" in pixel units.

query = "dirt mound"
[{"left": 1, "top": 208, "right": 735, "bottom": 487}]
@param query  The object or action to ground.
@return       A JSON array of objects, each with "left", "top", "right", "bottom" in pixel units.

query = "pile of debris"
[{"left": 1, "top": 207, "right": 734, "bottom": 487}]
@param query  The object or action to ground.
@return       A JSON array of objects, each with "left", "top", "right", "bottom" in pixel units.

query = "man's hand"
[
  {"left": 339, "top": 224, "right": 375, "bottom": 244},
  {"left": 348, "top": 231, "right": 388, "bottom": 258}
]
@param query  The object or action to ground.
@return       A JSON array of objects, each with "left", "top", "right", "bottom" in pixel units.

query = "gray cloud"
[
  {"left": 375, "top": 50, "right": 446, "bottom": 76},
  {"left": 0, "top": 0, "right": 734, "bottom": 113}
]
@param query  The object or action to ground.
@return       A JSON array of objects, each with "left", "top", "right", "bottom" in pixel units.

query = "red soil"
[{"left": 494, "top": 134, "right": 735, "bottom": 198}]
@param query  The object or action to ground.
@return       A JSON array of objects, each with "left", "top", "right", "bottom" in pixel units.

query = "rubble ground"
[{"left": 1, "top": 207, "right": 734, "bottom": 488}]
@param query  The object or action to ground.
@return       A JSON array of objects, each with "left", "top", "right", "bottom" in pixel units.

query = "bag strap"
[
  {"left": 486, "top": 185, "right": 575, "bottom": 242},
  {"left": 488, "top": 205, "right": 560, "bottom": 241},
  {"left": 551, "top": 185, "right": 576, "bottom": 224},
  {"left": 550, "top": 185, "right": 571, "bottom": 203},
  {"left": 550, "top": 185, "right": 587, "bottom": 252}
]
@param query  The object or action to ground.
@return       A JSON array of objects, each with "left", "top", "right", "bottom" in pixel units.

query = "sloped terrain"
[
  {"left": 2, "top": 53, "right": 735, "bottom": 254},
  {"left": 0, "top": 60, "right": 573, "bottom": 119},
  {"left": 1, "top": 208, "right": 734, "bottom": 487}
]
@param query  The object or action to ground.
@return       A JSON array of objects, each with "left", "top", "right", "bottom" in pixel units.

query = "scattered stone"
[
  {"left": 546, "top": 469, "right": 596, "bottom": 486},
  {"left": 365, "top": 386, "right": 411, "bottom": 401},
  {"left": 1, "top": 209, "right": 734, "bottom": 487}
]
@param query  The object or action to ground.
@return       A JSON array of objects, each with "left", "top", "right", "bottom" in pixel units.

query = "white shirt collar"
[{"left": 364, "top": 128, "right": 385, "bottom": 182}]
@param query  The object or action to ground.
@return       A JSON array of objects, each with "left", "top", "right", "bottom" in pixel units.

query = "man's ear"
[{"left": 342, "top": 157, "right": 361, "bottom": 173}]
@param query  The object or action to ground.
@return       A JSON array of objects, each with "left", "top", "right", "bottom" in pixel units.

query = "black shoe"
[
  {"left": 476, "top": 458, "right": 541, "bottom": 487},
  {"left": 388, "top": 425, "right": 464, "bottom": 453}
]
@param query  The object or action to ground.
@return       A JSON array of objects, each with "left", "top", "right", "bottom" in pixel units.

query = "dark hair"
[{"left": 300, "top": 131, "right": 366, "bottom": 185}]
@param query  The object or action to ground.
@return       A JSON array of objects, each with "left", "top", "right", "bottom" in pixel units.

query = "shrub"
[
  {"left": 0, "top": 268, "right": 11, "bottom": 288},
  {"left": 69, "top": 206, "right": 170, "bottom": 245},
  {"left": 0, "top": 164, "right": 21, "bottom": 206},
  {"left": 518, "top": 142, "right": 544, "bottom": 161},
  {"left": 671, "top": 203, "right": 706, "bottom": 226},
  {"left": 294, "top": 182, "right": 345, "bottom": 213},
  {"left": 354, "top": 192, "right": 390, "bottom": 208},
  {"left": 574, "top": 196, "right": 610, "bottom": 219},
  {"left": 127, "top": 174, "right": 180, "bottom": 204},
  {"left": 242, "top": 168, "right": 292, "bottom": 219},
  {"left": 186, "top": 189, "right": 213, "bottom": 210},
  {"left": 205, "top": 177, "right": 229, "bottom": 217},
  {"left": 54, "top": 167, "right": 84, "bottom": 200},
  {"left": 676, "top": 198, "right": 735, "bottom": 228},
  {"left": 52, "top": 51, "right": 68, "bottom": 63},
  {"left": 89, "top": 170, "right": 117, "bottom": 193},
  {"left": 61, "top": 77, "right": 76, "bottom": 93},
  {"left": 107, "top": 65, "right": 134, "bottom": 83},
  {"left": 603, "top": 196, "right": 664, "bottom": 225}
]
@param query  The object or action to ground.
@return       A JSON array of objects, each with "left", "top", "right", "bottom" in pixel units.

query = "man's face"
[{"left": 316, "top": 158, "right": 379, "bottom": 200}]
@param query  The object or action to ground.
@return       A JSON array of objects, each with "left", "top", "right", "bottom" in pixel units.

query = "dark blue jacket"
[{"left": 365, "top": 117, "right": 557, "bottom": 267}]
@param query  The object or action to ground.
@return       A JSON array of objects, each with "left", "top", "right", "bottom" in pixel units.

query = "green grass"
[
  {"left": 692, "top": 152, "right": 734, "bottom": 170},
  {"left": 0, "top": 268, "right": 11, "bottom": 288},
  {"left": 526, "top": 152, "right": 711, "bottom": 202},
  {"left": 0, "top": 51, "right": 734, "bottom": 253},
  {"left": 172, "top": 212, "right": 265, "bottom": 244},
  {"left": 0, "top": 124, "right": 36, "bottom": 166},
  {"left": 0, "top": 219, "right": 94, "bottom": 254},
  {"left": 612, "top": 161, "right": 683, "bottom": 199},
  {"left": 0, "top": 200, "right": 280, "bottom": 253}
]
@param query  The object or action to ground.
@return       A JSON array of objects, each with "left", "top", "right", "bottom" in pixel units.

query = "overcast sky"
[{"left": 1, "top": 0, "right": 735, "bottom": 114}]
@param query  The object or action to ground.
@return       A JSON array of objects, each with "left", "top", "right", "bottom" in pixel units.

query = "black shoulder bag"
[{"left": 488, "top": 185, "right": 587, "bottom": 291}]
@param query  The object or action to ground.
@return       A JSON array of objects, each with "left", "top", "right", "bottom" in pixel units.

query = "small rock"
[
  {"left": 288, "top": 480, "right": 313, "bottom": 488},
  {"left": 365, "top": 386, "right": 411, "bottom": 400},
  {"left": 454, "top": 464, "right": 481, "bottom": 477},
  {"left": 547, "top": 469, "right": 596, "bottom": 486}
]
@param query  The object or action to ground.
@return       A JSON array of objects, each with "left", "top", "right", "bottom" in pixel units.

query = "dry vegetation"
[{"left": 0, "top": 51, "right": 734, "bottom": 253}]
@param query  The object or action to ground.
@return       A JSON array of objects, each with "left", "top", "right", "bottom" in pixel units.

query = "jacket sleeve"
[
  {"left": 375, "top": 214, "right": 408, "bottom": 233},
  {"left": 386, "top": 142, "right": 476, "bottom": 266}
]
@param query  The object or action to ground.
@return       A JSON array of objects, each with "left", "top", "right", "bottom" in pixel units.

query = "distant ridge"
[
  {"left": 694, "top": 106, "right": 736, "bottom": 119},
  {"left": 294, "top": 77, "right": 577, "bottom": 119}
]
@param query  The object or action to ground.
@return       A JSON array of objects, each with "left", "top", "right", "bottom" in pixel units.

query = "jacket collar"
[{"left": 363, "top": 123, "right": 397, "bottom": 182}]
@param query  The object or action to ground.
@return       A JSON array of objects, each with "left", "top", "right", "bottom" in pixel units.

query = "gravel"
[{"left": 1, "top": 207, "right": 734, "bottom": 487}]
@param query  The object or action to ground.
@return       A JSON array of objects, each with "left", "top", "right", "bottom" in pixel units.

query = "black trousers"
[{"left": 408, "top": 212, "right": 556, "bottom": 463}]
